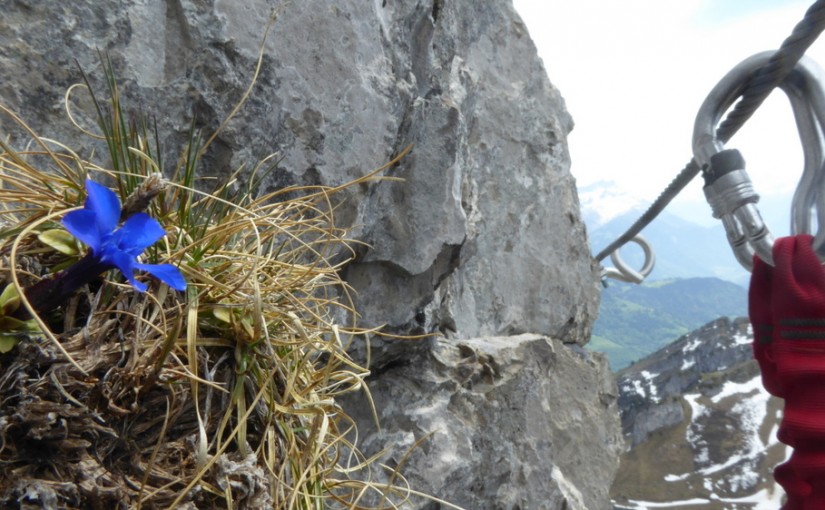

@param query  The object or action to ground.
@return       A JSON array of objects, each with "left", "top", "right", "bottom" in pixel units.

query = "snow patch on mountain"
[
  {"left": 613, "top": 317, "right": 789, "bottom": 508},
  {"left": 712, "top": 376, "right": 762, "bottom": 404},
  {"left": 620, "top": 371, "right": 661, "bottom": 402},
  {"left": 619, "top": 488, "right": 786, "bottom": 509}
]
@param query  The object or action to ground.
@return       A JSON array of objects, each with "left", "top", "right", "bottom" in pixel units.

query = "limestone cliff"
[{"left": 0, "top": 1, "right": 619, "bottom": 508}]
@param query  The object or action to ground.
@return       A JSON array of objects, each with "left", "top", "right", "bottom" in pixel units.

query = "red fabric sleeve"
[{"left": 749, "top": 235, "right": 825, "bottom": 508}]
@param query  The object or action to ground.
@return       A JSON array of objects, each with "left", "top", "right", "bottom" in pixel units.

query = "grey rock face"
[
  {"left": 341, "top": 334, "right": 623, "bottom": 510},
  {"left": 1, "top": 1, "right": 616, "bottom": 508},
  {"left": 0, "top": 0, "right": 599, "bottom": 344}
]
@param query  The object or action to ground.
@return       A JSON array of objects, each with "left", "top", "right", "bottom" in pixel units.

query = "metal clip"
[
  {"left": 701, "top": 149, "right": 772, "bottom": 269},
  {"left": 693, "top": 51, "right": 825, "bottom": 269},
  {"left": 600, "top": 235, "right": 655, "bottom": 284}
]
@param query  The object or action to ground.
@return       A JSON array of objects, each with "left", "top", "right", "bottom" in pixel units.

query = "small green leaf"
[
  {"left": 0, "top": 284, "right": 20, "bottom": 316},
  {"left": 38, "top": 229, "right": 80, "bottom": 256},
  {"left": 0, "top": 316, "right": 33, "bottom": 330},
  {"left": 213, "top": 307, "right": 232, "bottom": 323},
  {"left": 240, "top": 316, "right": 255, "bottom": 338},
  {"left": 0, "top": 334, "right": 18, "bottom": 353}
]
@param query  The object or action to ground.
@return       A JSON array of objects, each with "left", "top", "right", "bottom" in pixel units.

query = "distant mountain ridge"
[
  {"left": 590, "top": 208, "right": 749, "bottom": 285},
  {"left": 590, "top": 277, "right": 748, "bottom": 369},
  {"left": 612, "top": 317, "right": 786, "bottom": 508},
  {"left": 580, "top": 181, "right": 794, "bottom": 286}
]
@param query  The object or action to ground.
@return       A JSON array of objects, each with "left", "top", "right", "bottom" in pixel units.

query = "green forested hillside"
[{"left": 589, "top": 277, "right": 747, "bottom": 369}]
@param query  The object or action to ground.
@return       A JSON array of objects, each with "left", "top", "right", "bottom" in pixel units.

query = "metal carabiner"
[
  {"left": 600, "top": 234, "right": 656, "bottom": 284},
  {"left": 693, "top": 51, "right": 825, "bottom": 269}
]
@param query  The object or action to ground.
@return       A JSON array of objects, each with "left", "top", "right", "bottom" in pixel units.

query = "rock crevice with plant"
[
  {"left": 0, "top": 1, "right": 621, "bottom": 509},
  {"left": 0, "top": 54, "right": 402, "bottom": 506}
]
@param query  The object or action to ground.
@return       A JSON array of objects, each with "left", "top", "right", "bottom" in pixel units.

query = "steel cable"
[{"left": 595, "top": 0, "right": 825, "bottom": 263}]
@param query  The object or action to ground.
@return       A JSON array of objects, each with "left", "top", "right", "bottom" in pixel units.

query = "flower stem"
[{"left": 11, "top": 252, "right": 113, "bottom": 321}]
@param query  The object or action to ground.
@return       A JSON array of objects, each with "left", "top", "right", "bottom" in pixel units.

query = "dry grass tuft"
[{"left": 0, "top": 42, "right": 431, "bottom": 510}]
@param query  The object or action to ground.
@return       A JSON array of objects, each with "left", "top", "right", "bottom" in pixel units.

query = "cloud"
[
  {"left": 513, "top": 0, "right": 825, "bottom": 234},
  {"left": 691, "top": 0, "right": 811, "bottom": 27}
]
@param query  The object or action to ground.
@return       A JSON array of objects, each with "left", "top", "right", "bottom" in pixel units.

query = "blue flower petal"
[
  {"left": 116, "top": 213, "right": 165, "bottom": 254},
  {"left": 62, "top": 179, "right": 185, "bottom": 294},
  {"left": 136, "top": 262, "right": 187, "bottom": 291},
  {"left": 107, "top": 249, "right": 148, "bottom": 293},
  {"left": 62, "top": 209, "right": 104, "bottom": 252},
  {"left": 84, "top": 179, "right": 121, "bottom": 235}
]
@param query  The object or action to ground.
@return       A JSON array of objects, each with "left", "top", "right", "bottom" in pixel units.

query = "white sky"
[{"left": 513, "top": 0, "right": 825, "bottom": 231}]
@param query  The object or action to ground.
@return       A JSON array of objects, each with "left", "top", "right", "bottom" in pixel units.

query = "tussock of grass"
[{"left": 0, "top": 31, "right": 443, "bottom": 510}]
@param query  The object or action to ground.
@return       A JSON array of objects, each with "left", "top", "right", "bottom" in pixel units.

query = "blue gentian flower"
[{"left": 62, "top": 179, "right": 186, "bottom": 292}]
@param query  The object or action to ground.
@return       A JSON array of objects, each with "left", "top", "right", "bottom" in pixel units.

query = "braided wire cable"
[
  {"left": 595, "top": 0, "right": 825, "bottom": 263},
  {"left": 717, "top": 0, "right": 825, "bottom": 143},
  {"left": 594, "top": 161, "right": 700, "bottom": 262}
]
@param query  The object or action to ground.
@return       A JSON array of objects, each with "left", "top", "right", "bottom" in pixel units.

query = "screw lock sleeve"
[{"left": 703, "top": 148, "right": 747, "bottom": 185}]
